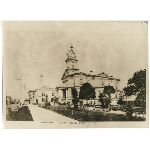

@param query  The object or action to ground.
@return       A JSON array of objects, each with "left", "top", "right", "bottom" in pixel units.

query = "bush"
[
  {"left": 45, "top": 101, "right": 50, "bottom": 106},
  {"left": 48, "top": 106, "right": 68, "bottom": 111},
  {"left": 51, "top": 96, "right": 59, "bottom": 103}
]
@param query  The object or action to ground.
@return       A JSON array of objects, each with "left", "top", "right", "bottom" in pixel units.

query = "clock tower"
[
  {"left": 61, "top": 45, "right": 79, "bottom": 81},
  {"left": 65, "top": 45, "right": 78, "bottom": 70}
]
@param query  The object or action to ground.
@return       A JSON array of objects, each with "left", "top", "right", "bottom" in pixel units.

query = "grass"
[
  {"left": 44, "top": 106, "right": 130, "bottom": 121},
  {"left": 6, "top": 106, "right": 33, "bottom": 121}
]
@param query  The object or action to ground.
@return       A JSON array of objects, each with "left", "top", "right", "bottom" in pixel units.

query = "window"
[
  {"left": 102, "top": 81, "right": 105, "bottom": 86},
  {"left": 42, "top": 92, "right": 43, "bottom": 96},
  {"left": 74, "top": 79, "right": 75, "bottom": 85},
  {"left": 33, "top": 93, "right": 34, "bottom": 95},
  {"left": 52, "top": 93, "right": 55, "bottom": 96},
  {"left": 72, "top": 65, "right": 74, "bottom": 69},
  {"left": 42, "top": 98, "right": 44, "bottom": 102},
  {"left": 33, "top": 96, "right": 34, "bottom": 98},
  {"left": 80, "top": 79, "right": 83, "bottom": 85}
]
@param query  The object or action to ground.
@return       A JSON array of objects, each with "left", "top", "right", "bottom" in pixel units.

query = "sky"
[{"left": 3, "top": 21, "right": 148, "bottom": 99}]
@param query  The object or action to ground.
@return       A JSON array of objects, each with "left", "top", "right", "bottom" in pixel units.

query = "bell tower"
[
  {"left": 61, "top": 45, "right": 79, "bottom": 81},
  {"left": 65, "top": 45, "right": 78, "bottom": 70}
]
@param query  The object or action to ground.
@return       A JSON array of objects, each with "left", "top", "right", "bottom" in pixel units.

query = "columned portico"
[{"left": 56, "top": 87, "right": 73, "bottom": 103}]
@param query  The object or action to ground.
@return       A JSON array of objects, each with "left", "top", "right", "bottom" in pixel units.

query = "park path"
[{"left": 28, "top": 104, "right": 77, "bottom": 123}]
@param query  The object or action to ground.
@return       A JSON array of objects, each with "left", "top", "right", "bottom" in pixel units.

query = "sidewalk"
[{"left": 28, "top": 104, "right": 77, "bottom": 123}]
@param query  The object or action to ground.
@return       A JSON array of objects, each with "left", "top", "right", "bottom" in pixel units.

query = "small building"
[
  {"left": 35, "top": 86, "right": 57, "bottom": 104},
  {"left": 24, "top": 99, "right": 30, "bottom": 105},
  {"left": 6, "top": 96, "right": 12, "bottom": 104},
  {"left": 28, "top": 86, "right": 57, "bottom": 104},
  {"left": 28, "top": 90, "right": 36, "bottom": 104},
  {"left": 122, "top": 95, "right": 136, "bottom": 106}
]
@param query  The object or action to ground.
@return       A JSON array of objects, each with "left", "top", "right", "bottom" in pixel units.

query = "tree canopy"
[
  {"left": 99, "top": 85, "right": 115, "bottom": 107},
  {"left": 71, "top": 87, "right": 79, "bottom": 110},
  {"left": 103, "top": 85, "right": 115, "bottom": 97},
  {"left": 79, "top": 83, "right": 96, "bottom": 100},
  {"left": 123, "top": 69, "right": 146, "bottom": 96},
  {"left": 123, "top": 69, "right": 146, "bottom": 108}
]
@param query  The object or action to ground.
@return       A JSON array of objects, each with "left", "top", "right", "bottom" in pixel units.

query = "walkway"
[{"left": 28, "top": 104, "right": 77, "bottom": 123}]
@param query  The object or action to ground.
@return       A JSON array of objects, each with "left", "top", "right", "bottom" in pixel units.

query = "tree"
[
  {"left": 53, "top": 96, "right": 59, "bottom": 103},
  {"left": 99, "top": 85, "right": 115, "bottom": 108},
  {"left": 99, "top": 93, "right": 106, "bottom": 107},
  {"left": 135, "top": 88, "right": 146, "bottom": 108},
  {"left": 117, "top": 97, "right": 126, "bottom": 106},
  {"left": 123, "top": 69, "right": 146, "bottom": 108},
  {"left": 79, "top": 83, "right": 96, "bottom": 100},
  {"left": 103, "top": 85, "right": 115, "bottom": 97},
  {"left": 117, "top": 92, "right": 126, "bottom": 105},
  {"left": 71, "top": 87, "right": 79, "bottom": 110}
]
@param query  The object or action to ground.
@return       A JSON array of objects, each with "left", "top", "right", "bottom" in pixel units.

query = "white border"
[{"left": 0, "top": 1, "right": 150, "bottom": 150}]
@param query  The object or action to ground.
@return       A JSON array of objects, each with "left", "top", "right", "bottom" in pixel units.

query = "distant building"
[
  {"left": 56, "top": 45, "right": 120, "bottom": 105},
  {"left": 35, "top": 86, "right": 57, "bottom": 104},
  {"left": 123, "top": 95, "right": 136, "bottom": 106},
  {"left": 6, "top": 96, "right": 12, "bottom": 104},
  {"left": 28, "top": 90, "right": 36, "bottom": 104},
  {"left": 28, "top": 86, "right": 57, "bottom": 104}
]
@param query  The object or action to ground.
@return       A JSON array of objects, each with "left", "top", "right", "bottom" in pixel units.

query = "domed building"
[{"left": 56, "top": 45, "right": 120, "bottom": 105}]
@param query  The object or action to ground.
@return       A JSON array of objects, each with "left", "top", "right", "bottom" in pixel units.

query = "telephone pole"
[
  {"left": 24, "top": 84, "right": 26, "bottom": 101},
  {"left": 40, "top": 74, "right": 43, "bottom": 88}
]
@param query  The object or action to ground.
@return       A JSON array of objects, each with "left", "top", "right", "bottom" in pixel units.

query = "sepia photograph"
[{"left": 2, "top": 21, "right": 148, "bottom": 128}]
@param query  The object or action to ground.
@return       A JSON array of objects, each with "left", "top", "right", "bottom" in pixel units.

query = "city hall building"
[{"left": 56, "top": 46, "right": 120, "bottom": 105}]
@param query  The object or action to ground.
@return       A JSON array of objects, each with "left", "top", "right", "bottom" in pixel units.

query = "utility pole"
[
  {"left": 40, "top": 74, "right": 43, "bottom": 103},
  {"left": 40, "top": 74, "right": 43, "bottom": 88},
  {"left": 24, "top": 84, "right": 26, "bottom": 101}
]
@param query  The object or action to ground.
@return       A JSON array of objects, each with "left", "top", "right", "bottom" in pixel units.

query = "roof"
[
  {"left": 62, "top": 71, "right": 120, "bottom": 81},
  {"left": 36, "top": 86, "right": 56, "bottom": 91},
  {"left": 29, "top": 90, "right": 36, "bottom": 92},
  {"left": 122, "top": 95, "right": 136, "bottom": 101}
]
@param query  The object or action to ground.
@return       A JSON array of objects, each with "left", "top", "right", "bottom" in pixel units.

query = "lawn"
[
  {"left": 6, "top": 105, "right": 33, "bottom": 121},
  {"left": 44, "top": 106, "right": 129, "bottom": 121}
]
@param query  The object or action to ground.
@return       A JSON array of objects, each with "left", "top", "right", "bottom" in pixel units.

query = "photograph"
[{"left": 2, "top": 21, "right": 148, "bottom": 128}]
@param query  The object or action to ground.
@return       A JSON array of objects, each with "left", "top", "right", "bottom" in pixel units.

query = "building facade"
[
  {"left": 28, "top": 86, "right": 57, "bottom": 104},
  {"left": 28, "top": 90, "right": 36, "bottom": 104},
  {"left": 35, "top": 86, "right": 57, "bottom": 104},
  {"left": 57, "top": 46, "right": 120, "bottom": 105}
]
